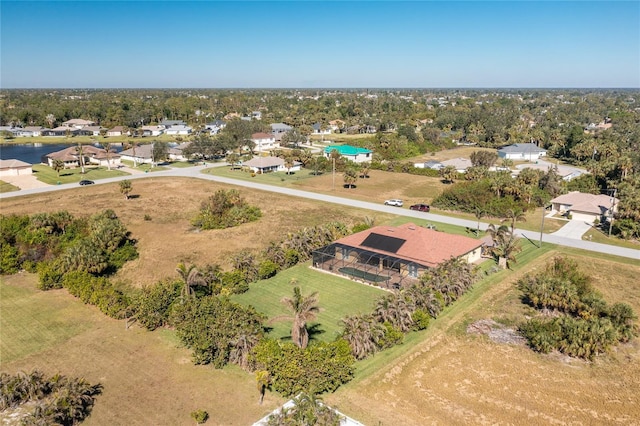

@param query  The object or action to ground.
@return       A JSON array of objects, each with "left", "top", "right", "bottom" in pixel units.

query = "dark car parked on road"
[
  {"left": 79, "top": 180, "right": 95, "bottom": 186},
  {"left": 409, "top": 203, "right": 430, "bottom": 212}
]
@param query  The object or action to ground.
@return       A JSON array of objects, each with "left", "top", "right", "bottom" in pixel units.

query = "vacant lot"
[
  {"left": 325, "top": 250, "right": 640, "bottom": 425},
  {"left": 0, "top": 177, "right": 392, "bottom": 287}
]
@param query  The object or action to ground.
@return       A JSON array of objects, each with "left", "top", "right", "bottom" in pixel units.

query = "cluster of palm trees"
[
  {"left": 341, "top": 258, "right": 478, "bottom": 360},
  {"left": 0, "top": 370, "right": 102, "bottom": 425},
  {"left": 518, "top": 256, "right": 638, "bottom": 360}
]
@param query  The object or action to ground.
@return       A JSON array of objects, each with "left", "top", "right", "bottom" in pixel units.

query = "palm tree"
[
  {"left": 343, "top": 167, "right": 358, "bottom": 188},
  {"left": 503, "top": 208, "right": 526, "bottom": 233},
  {"left": 440, "top": 165, "right": 457, "bottom": 184},
  {"left": 486, "top": 224, "right": 521, "bottom": 269},
  {"left": 474, "top": 207, "right": 485, "bottom": 235},
  {"left": 374, "top": 293, "right": 415, "bottom": 332},
  {"left": 45, "top": 113, "right": 56, "bottom": 129},
  {"left": 340, "top": 314, "right": 385, "bottom": 360},
  {"left": 176, "top": 263, "right": 203, "bottom": 300},
  {"left": 52, "top": 159, "right": 64, "bottom": 177},
  {"left": 103, "top": 142, "right": 113, "bottom": 171},
  {"left": 75, "top": 143, "right": 86, "bottom": 174},
  {"left": 276, "top": 285, "right": 320, "bottom": 349}
]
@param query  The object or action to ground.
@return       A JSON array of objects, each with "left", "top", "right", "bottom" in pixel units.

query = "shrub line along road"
[{"left": 2, "top": 164, "right": 639, "bottom": 261}]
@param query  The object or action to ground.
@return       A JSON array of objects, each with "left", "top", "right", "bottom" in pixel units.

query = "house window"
[{"left": 408, "top": 264, "right": 418, "bottom": 278}]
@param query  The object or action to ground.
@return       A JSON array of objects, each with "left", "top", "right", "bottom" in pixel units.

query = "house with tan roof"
[
  {"left": 440, "top": 157, "right": 473, "bottom": 173},
  {"left": 107, "top": 126, "right": 128, "bottom": 137},
  {"left": 550, "top": 191, "right": 618, "bottom": 223},
  {"left": 243, "top": 156, "right": 301, "bottom": 174},
  {"left": 45, "top": 145, "right": 121, "bottom": 168},
  {"left": 313, "top": 223, "right": 484, "bottom": 289},
  {"left": 0, "top": 159, "right": 32, "bottom": 176},
  {"left": 62, "top": 119, "right": 95, "bottom": 129}
]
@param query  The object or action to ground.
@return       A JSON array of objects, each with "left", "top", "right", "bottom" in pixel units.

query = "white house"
[
  {"left": 323, "top": 145, "right": 373, "bottom": 164},
  {"left": 414, "top": 160, "right": 444, "bottom": 170},
  {"left": 0, "top": 159, "right": 32, "bottom": 176},
  {"left": 168, "top": 142, "right": 192, "bottom": 161},
  {"left": 107, "top": 126, "right": 128, "bottom": 137},
  {"left": 160, "top": 120, "right": 186, "bottom": 128},
  {"left": 243, "top": 156, "right": 301, "bottom": 174},
  {"left": 270, "top": 123, "right": 292, "bottom": 134},
  {"left": 550, "top": 191, "right": 618, "bottom": 223},
  {"left": 205, "top": 120, "right": 226, "bottom": 135},
  {"left": 312, "top": 122, "right": 332, "bottom": 135},
  {"left": 62, "top": 119, "right": 95, "bottom": 129},
  {"left": 142, "top": 125, "right": 164, "bottom": 137},
  {"left": 23, "top": 126, "right": 44, "bottom": 137},
  {"left": 45, "top": 145, "right": 120, "bottom": 168},
  {"left": 251, "top": 132, "right": 278, "bottom": 152},
  {"left": 119, "top": 144, "right": 153, "bottom": 165},
  {"left": 498, "top": 143, "right": 547, "bottom": 161},
  {"left": 165, "top": 125, "right": 192, "bottom": 135},
  {"left": 440, "top": 157, "right": 473, "bottom": 173}
]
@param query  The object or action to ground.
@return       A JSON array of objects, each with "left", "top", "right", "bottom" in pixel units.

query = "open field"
[
  {"left": 0, "top": 177, "right": 393, "bottom": 287},
  {"left": 324, "top": 249, "right": 640, "bottom": 425},
  {"left": 231, "top": 264, "right": 386, "bottom": 342},
  {"left": 0, "top": 273, "right": 286, "bottom": 426}
]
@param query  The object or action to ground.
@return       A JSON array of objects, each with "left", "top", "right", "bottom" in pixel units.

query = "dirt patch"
[{"left": 466, "top": 319, "right": 527, "bottom": 345}]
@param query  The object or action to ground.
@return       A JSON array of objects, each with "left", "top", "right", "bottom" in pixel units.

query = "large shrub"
[{"left": 192, "top": 189, "right": 262, "bottom": 230}]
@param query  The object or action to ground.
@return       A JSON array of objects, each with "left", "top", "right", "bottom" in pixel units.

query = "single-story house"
[
  {"left": 498, "top": 143, "right": 547, "bottom": 161},
  {"left": 251, "top": 132, "right": 278, "bottom": 152},
  {"left": 107, "top": 126, "right": 128, "bottom": 137},
  {"left": 76, "top": 126, "right": 103, "bottom": 136},
  {"left": 324, "top": 145, "right": 372, "bottom": 164},
  {"left": 270, "top": 123, "right": 292, "bottom": 134},
  {"left": 440, "top": 157, "right": 472, "bottom": 173},
  {"left": 165, "top": 125, "right": 192, "bottom": 135},
  {"left": 61, "top": 119, "right": 95, "bottom": 129},
  {"left": 414, "top": 160, "right": 444, "bottom": 170},
  {"left": 119, "top": 144, "right": 153, "bottom": 164},
  {"left": 45, "top": 145, "right": 120, "bottom": 168},
  {"left": 312, "top": 122, "right": 332, "bottom": 135},
  {"left": 242, "top": 156, "right": 301, "bottom": 174},
  {"left": 328, "top": 119, "right": 344, "bottom": 132},
  {"left": 23, "top": 126, "right": 44, "bottom": 137},
  {"left": 205, "top": 120, "right": 226, "bottom": 134},
  {"left": 312, "top": 223, "right": 484, "bottom": 289},
  {"left": 0, "top": 159, "right": 33, "bottom": 176},
  {"left": 141, "top": 125, "right": 164, "bottom": 137},
  {"left": 160, "top": 120, "right": 186, "bottom": 128},
  {"left": 550, "top": 191, "right": 618, "bottom": 223},
  {"left": 42, "top": 126, "right": 79, "bottom": 137},
  {"left": 168, "top": 142, "right": 192, "bottom": 161}
]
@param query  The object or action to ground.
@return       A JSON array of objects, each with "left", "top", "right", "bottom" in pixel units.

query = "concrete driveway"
[{"left": 550, "top": 220, "right": 593, "bottom": 239}]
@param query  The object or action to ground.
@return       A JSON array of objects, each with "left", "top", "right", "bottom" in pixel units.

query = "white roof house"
[
  {"left": 440, "top": 157, "right": 473, "bottom": 173},
  {"left": 498, "top": 143, "right": 547, "bottom": 161},
  {"left": 270, "top": 123, "right": 292, "bottom": 133},
  {"left": 243, "top": 156, "right": 301, "bottom": 174},
  {"left": 165, "top": 125, "right": 192, "bottom": 135},
  {"left": 251, "top": 132, "right": 278, "bottom": 152},
  {"left": 62, "top": 119, "right": 95, "bottom": 129}
]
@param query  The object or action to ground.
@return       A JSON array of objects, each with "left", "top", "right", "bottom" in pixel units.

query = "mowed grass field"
[{"left": 231, "top": 264, "right": 386, "bottom": 342}]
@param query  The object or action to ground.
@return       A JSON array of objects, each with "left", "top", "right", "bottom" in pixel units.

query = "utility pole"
[
  {"left": 332, "top": 157, "right": 336, "bottom": 191},
  {"left": 539, "top": 204, "right": 548, "bottom": 248},
  {"left": 608, "top": 188, "right": 617, "bottom": 237}
]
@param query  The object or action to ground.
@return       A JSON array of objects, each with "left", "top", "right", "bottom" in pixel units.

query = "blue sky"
[{"left": 1, "top": 1, "right": 639, "bottom": 88}]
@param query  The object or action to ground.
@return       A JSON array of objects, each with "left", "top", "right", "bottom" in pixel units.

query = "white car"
[{"left": 384, "top": 199, "right": 403, "bottom": 207}]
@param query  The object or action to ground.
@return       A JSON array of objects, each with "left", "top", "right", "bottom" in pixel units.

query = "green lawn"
[
  {"left": 0, "top": 180, "right": 20, "bottom": 193},
  {"left": 32, "top": 164, "right": 129, "bottom": 184},
  {"left": 231, "top": 263, "right": 386, "bottom": 343},
  {"left": 203, "top": 165, "right": 321, "bottom": 186},
  {"left": 119, "top": 160, "right": 170, "bottom": 172},
  {"left": 0, "top": 276, "right": 93, "bottom": 363},
  {"left": 582, "top": 227, "right": 640, "bottom": 250}
]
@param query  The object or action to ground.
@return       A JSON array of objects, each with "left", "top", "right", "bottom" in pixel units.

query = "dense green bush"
[
  {"left": 192, "top": 189, "right": 262, "bottom": 230},
  {"left": 62, "top": 271, "right": 130, "bottom": 318},
  {"left": 133, "top": 279, "right": 182, "bottom": 330},
  {"left": 170, "top": 296, "right": 265, "bottom": 368},
  {"left": 252, "top": 339, "right": 355, "bottom": 397}
]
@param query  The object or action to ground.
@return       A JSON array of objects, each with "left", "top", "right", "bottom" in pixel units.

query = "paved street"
[{"left": 2, "top": 164, "right": 639, "bottom": 261}]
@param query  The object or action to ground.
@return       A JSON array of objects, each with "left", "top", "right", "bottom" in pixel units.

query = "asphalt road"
[{"left": 2, "top": 164, "right": 639, "bottom": 261}]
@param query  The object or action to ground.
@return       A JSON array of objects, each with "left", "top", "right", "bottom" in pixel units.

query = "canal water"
[{"left": 0, "top": 142, "right": 122, "bottom": 164}]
